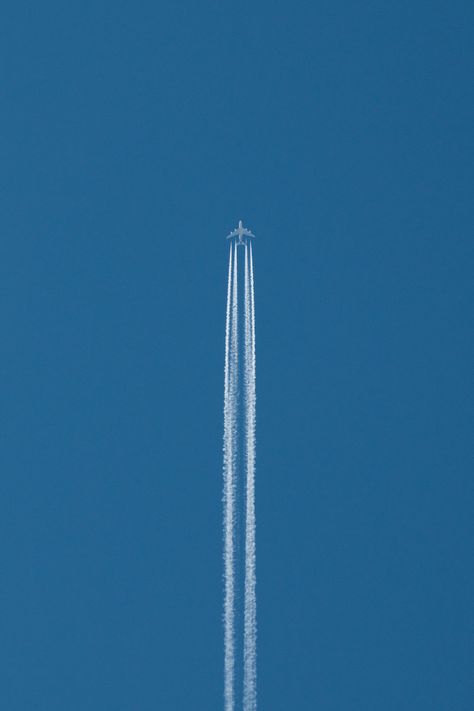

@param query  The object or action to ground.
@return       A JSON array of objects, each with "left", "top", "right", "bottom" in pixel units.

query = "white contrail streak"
[
  {"left": 243, "top": 243, "right": 257, "bottom": 711},
  {"left": 223, "top": 237, "right": 256, "bottom": 710},
  {"left": 223, "top": 244, "right": 235, "bottom": 711},
  {"left": 250, "top": 244, "right": 256, "bottom": 378},
  {"left": 229, "top": 242, "right": 239, "bottom": 709}
]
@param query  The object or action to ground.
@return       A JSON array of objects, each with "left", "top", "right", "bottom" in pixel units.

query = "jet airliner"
[{"left": 226, "top": 220, "right": 255, "bottom": 246}]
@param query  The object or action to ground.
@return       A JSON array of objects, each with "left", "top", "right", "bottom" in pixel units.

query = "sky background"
[{"left": 1, "top": 1, "right": 473, "bottom": 709}]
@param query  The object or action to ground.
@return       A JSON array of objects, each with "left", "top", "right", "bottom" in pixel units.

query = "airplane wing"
[
  {"left": 243, "top": 229, "right": 255, "bottom": 238},
  {"left": 227, "top": 230, "right": 238, "bottom": 239}
]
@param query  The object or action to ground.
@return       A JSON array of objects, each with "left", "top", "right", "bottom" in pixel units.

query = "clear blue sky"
[{"left": 1, "top": 2, "right": 472, "bottom": 709}]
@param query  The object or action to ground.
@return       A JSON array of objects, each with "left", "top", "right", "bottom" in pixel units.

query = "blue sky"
[{"left": 1, "top": 2, "right": 472, "bottom": 709}]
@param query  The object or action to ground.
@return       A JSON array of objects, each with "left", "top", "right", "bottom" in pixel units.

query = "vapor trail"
[
  {"left": 250, "top": 243, "right": 256, "bottom": 376},
  {"left": 222, "top": 235, "right": 256, "bottom": 710},
  {"left": 243, "top": 243, "right": 257, "bottom": 711},
  {"left": 223, "top": 244, "right": 235, "bottom": 711}
]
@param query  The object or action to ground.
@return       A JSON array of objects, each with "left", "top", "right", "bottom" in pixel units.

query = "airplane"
[{"left": 226, "top": 220, "right": 255, "bottom": 246}]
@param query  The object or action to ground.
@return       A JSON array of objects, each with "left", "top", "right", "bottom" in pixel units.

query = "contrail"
[
  {"left": 222, "top": 229, "right": 256, "bottom": 711},
  {"left": 243, "top": 243, "right": 257, "bottom": 711},
  {"left": 223, "top": 244, "right": 235, "bottom": 711},
  {"left": 250, "top": 243, "right": 256, "bottom": 378},
  {"left": 229, "top": 242, "right": 239, "bottom": 710}
]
